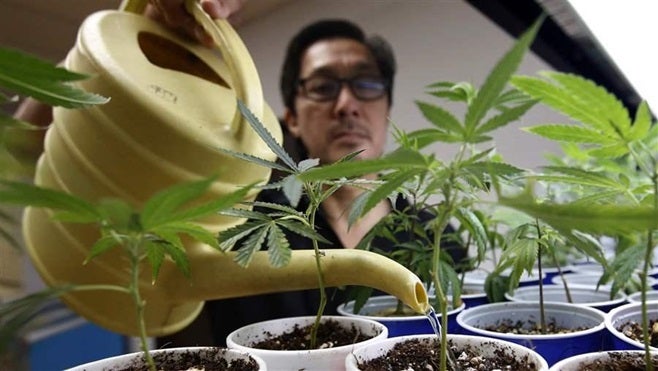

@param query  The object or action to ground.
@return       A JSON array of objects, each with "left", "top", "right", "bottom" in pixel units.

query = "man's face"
[{"left": 285, "top": 38, "right": 390, "bottom": 166}]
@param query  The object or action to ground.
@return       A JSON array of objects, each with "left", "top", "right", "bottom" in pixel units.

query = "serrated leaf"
[
  {"left": 464, "top": 15, "right": 543, "bottom": 133},
  {"left": 146, "top": 240, "right": 166, "bottom": 283},
  {"left": 217, "top": 147, "right": 289, "bottom": 173},
  {"left": 511, "top": 75, "right": 614, "bottom": 136},
  {"left": 158, "top": 239, "right": 190, "bottom": 279},
  {"left": 475, "top": 100, "right": 536, "bottom": 137},
  {"left": 298, "top": 148, "right": 426, "bottom": 182},
  {"left": 499, "top": 191, "right": 658, "bottom": 234},
  {"left": 234, "top": 225, "right": 269, "bottom": 267},
  {"left": 544, "top": 71, "right": 631, "bottom": 134},
  {"left": 153, "top": 222, "right": 218, "bottom": 249},
  {"left": 416, "top": 101, "right": 463, "bottom": 135},
  {"left": 405, "top": 128, "right": 465, "bottom": 148},
  {"left": 152, "top": 183, "right": 253, "bottom": 227},
  {"left": 523, "top": 124, "right": 616, "bottom": 144},
  {"left": 218, "top": 220, "right": 264, "bottom": 252},
  {"left": 277, "top": 219, "right": 329, "bottom": 244},
  {"left": 237, "top": 100, "right": 296, "bottom": 170},
  {"left": 455, "top": 207, "right": 488, "bottom": 258},
  {"left": 84, "top": 235, "right": 121, "bottom": 263},
  {"left": 141, "top": 177, "right": 215, "bottom": 228},
  {"left": 629, "top": 101, "right": 652, "bottom": 141},
  {"left": 0, "top": 180, "right": 99, "bottom": 221},
  {"left": 283, "top": 174, "right": 304, "bottom": 207},
  {"left": 350, "top": 169, "right": 421, "bottom": 225},
  {"left": 266, "top": 225, "right": 292, "bottom": 267}
]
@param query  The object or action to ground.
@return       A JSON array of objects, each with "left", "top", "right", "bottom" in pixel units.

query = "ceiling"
[
  {"left": 0, "top": 0, "right": 640, "bottom": 113},
  {"left": 466, "top": 0, "right": 642, "bottom": 113}
]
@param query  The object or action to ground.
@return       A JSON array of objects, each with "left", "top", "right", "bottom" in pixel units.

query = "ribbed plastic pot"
[
  {"left": 65, "top": 347, "right": 266, "bottom": 370},
  {"left": 605, "top": 301, "right": 658, "bottom": 351},
  {"left": 345, "top": 334, "right": 549, "bottom": 370},
  {"left": 506, "top": 285, "right": 627, "bottom": 312},
  {"left": 226, "top": 316, "right": 387, "bottom": 371},
  {"left": 337, "top": 295, "right": 464, "bottom": 337}
]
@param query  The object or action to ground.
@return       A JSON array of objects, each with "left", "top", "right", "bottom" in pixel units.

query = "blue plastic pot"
[
  {"left": 456, "top": 301, "right": 607, "bottom": 366},
  {"left": 337, "top": 295, "right": 464, "bottom": 337}
]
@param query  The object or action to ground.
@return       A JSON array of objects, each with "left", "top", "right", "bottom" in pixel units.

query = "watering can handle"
[{"left": 118, "top": 0, "right": 264, "bottom": 135}]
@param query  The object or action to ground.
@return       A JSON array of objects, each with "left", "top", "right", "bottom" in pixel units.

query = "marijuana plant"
[
  {"left": 501, "top": 69, "right": 658, "bottom": 368},
  {"left": 0, "top": 176, "right": 252, "bottom": 370},
  {"left": 299, "top": 17, "right": 544, "bottom": 371}
]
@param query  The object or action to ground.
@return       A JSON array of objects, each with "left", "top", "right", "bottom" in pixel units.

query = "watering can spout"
[{"left": 25, "top": 204, "right": 428, "bottom": 336}]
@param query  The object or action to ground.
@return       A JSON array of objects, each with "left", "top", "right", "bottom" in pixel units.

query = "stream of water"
[{"left": 426, "top": 307, "right": 461, "bottom": 371}]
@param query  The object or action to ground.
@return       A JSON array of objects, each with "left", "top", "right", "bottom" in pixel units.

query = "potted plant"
[
  {"left": 300, "top": 15, "right": 544, "bottom": 371},
  {"left": 346, "top": 334, "right": 549, "bottom": 371},
  {"left": 495, "top": 53, "right": 658, "bottom": 367}
]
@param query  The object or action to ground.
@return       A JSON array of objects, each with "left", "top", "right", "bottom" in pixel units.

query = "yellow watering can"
[{"left": 22, "top": 0, "right": 429, "bottom": 336}]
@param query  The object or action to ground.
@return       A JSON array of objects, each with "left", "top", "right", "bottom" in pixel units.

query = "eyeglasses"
[{"left": 298, "top": 75, "right": 388, "bottom": 102}]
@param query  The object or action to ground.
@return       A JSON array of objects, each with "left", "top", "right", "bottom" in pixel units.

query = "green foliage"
[
  {"left": 505, "top": 41, "right": 658, "bottom": 362},
  {"left": 0, "top": 46, "right": 109, "bottom": 110}
]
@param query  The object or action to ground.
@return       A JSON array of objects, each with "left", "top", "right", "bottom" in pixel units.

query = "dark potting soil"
[
  {"left": 617, "top": 318, "right": 658, "bottom": 347},
  {"left": 113, "top": 348, "right": 259, "bottom": 371},
  {"left": 250, "top": 319, "right": 371, "bottom": 350},
  {"left": 571, "top": 352, "right": 658, "bottom": 370},
  {"left": 483, "top": 318, "right": 586, "bottom": 335},
  {"left": 357, "top": 338, "right": 541, "bottom": 370}
]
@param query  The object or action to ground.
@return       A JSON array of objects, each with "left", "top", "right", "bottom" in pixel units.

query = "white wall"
[{"left": 236, "top": 0, "right": 564, "bottom": 170}]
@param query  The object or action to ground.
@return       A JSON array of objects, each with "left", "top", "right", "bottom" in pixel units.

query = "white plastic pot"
[
  {"left": 506, "top": 285, "right": 627, "bottom": 312},
  {"left": 549, "top": 350, "right": 657, "bottom": 370},
  {"left": 226, "top": 316, "right": 387, "bottom": 371},
  {"left": 65, "top": 347, "right": 266, "bottom": 370},
  {"left": 345, "top": 334, "right": 549, "bottom": 370}
]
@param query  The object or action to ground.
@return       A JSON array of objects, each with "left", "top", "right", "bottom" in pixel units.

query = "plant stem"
[
  {"left": 534, "top": 219, "right": 546, "bottom": 334},
  {"left": 127, "top": 236, "right": 155, "bottom": 371}
]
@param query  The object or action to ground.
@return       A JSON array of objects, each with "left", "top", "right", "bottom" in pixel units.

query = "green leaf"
[
  {"left": 511, "top": 74, "right": 617, "bottom": 137},
  {"left": 234, "top": 225, "right": 269, "bottom": 267},
  {"left": 350, "top": 169, "right": 421, "bottom": 224},
  {"left": 0, "top": 180, "right": 99, "bottom": 221},
  {"left": 237, "top": 100, "right": 297, "bottom": 171},
  {"left": 464, "top": 15, "right": 543, "bottom": 133},
  {"left": 266, "top": 224, "right": 292, "bottom": 267},
  {"left": 298, "top": 148, "right": 426, "bottom": 182},
  {"left": 499, "top": 190, "right": 658, "bottom": 234},
  {"left": 523, "top": 124, "right": 617, "bottom": 144},
  {"left": 405, "top": 128, "right": 465, "bottom": 147},
  {"left": 141, "top": 177, "right": 215, "bottom": 228},
  {"left": 145, "top": 240, "right": 166, "bottom": 282},
  {"left": 628, "top": 101, "right": 652, "bottom": 141},
  {"left": 416, "top": 101, "right": 463, "bottom": 135},
  {"left": 218, "top": 220, "right": 264, "bottom": 252},
  {"left": 153, "top": 222, "right": 219, "bottom": 249},
  {"left": 455, "top": 207, "right": 488, "bottom": 258},
  {"left": 0, "top": 47, "right": 109, "bottom": 108},
  {"left": 475, "top": 100, "right": 536, "bottom": 137},
  {"left": 146, "top": 182, "right": 253, "bottom": 228},
  {"left": 85, "top": 234, "right": 121, "bottom": 263},
  {"left": 217, "top": 147, "right": 289, "bottom": 173},
  {"left": 158, "top": 239, "right": 190, "bottom": 279},
  {"left": 544, "top": 71, "right": 631, "bottom": 135}
]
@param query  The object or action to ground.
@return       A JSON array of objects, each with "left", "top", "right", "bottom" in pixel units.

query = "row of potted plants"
[{"left": 3, "top": 4, "right": 658, "bottom": 370}]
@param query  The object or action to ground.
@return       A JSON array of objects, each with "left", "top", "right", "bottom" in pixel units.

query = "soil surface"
[
  {"left": 617, "top": 319, "right": 658, "bottom": 347},
  {"left": 251, "top": 319, "right": 371, "bottom": 350},
  {"left": 115, "top": 348, "right": 259, "bottom": 370},
  {"left": 571, "top": 352, "right": 658, "bottom": 370},
  {"left": 483, "top": 318, "right": 586, "bottom": 335},
  {"left": 357, "top": 337, "right": 541, "bottom": 370}
]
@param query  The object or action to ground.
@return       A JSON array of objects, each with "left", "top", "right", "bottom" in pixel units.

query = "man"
[{"left": 160, "top": 16, "right": 466, "bottom": 347}]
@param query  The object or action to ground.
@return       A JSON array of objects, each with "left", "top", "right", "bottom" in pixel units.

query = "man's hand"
[{"left": 145, "top": 0, "right": 246, "bottom": 46}]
